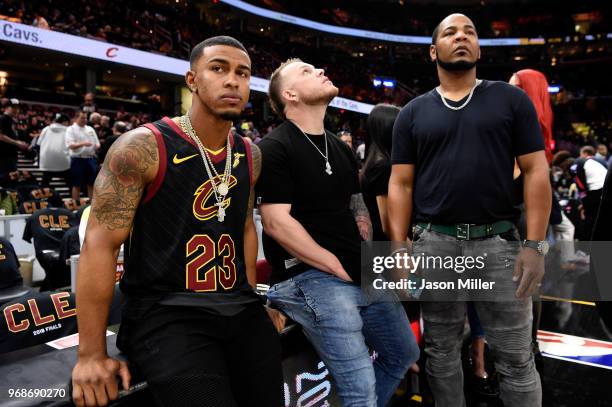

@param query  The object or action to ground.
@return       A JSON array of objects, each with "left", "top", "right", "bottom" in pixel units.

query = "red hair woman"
[{"left": 510, "top": 69, "right": 555, "bottom": 164}]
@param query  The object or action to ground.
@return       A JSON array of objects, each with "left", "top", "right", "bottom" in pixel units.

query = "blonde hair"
[{"left": 268, "top": 58, "right": 302, "bottom": 120}]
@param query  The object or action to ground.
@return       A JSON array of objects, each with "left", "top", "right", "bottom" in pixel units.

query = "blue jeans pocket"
[
  {"left": 268, "top": 279, "right": 319, "bottom": 326},
  {"left": 294, "top": 281, "right": 321, "bottom": 324}
]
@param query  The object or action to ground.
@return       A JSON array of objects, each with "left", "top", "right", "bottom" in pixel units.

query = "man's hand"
[
  {"left": 350, "top": 194, "right": 372, "bottom": 241},
  {"left": 356, "top": 215, "right": 372, "bottom": 241},
  {"left": 325, "top": 252, "right": 353, "bottom": 282},
  {"left": 265, "top": 307, "right": 287, "bottom": 333},
  {"left": 72, "top": 355, "right": 131, "bottom": 407},
  {"left": 16, "top": 140, "right": 29, "bottom": 150},
  {"left": 331, "top": 267, "right": 353, "bottom": 282},
  {"left": 513, "top": 247, "right": 545, "bottom": 298}
]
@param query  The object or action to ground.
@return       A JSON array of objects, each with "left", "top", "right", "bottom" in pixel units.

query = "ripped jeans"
[{"left": 415, "top": 225, "right": 542, "bottom": 407}]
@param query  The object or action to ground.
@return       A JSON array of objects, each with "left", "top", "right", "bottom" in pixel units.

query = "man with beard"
[
  {"left": 257, "top": 59, "right": 419, "bottom": 406},
  {"left": 71, "top": 36, "right": 284, "bottom": 407},
  {"left": 388, "top": 14, "right": 550, "bottom": 407}
]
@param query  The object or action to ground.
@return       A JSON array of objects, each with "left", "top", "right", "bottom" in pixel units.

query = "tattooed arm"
[
  {"left": 244, "top": 143, "right": 261, "bottom": 288},
  {"left": 72, "top": 127, "right": 158, "bottom": 407},
  {"left": 351, "top": 193, "right": 373, "bottom": 241}
]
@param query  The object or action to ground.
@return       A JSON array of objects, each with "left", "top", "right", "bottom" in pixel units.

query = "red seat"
[{"left": 256, "top": 259, "right": 272, "bottom": 284}]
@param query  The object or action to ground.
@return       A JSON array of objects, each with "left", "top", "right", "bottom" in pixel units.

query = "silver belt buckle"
[{"left": 456, "top": 224, "right": 470, "bottom": 240}]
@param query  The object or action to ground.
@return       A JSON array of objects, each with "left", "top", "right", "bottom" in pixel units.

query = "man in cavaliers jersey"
[{"left": 71, "top": 36, "right": 284, "bottom": 407}]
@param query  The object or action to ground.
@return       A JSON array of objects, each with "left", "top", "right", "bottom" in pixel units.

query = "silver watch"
[{"left": 522, "top": 240, "right": 549, "bottom": 256}]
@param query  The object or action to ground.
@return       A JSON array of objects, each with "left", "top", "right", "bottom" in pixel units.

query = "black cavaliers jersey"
[{"left": 122, "top": 117, "right": 259, "bottom": 316}]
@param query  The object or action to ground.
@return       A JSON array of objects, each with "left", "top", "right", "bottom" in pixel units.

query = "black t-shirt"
[
  {"left": 361, "top": 159, "right": 391, "bottom": 241},
  {"left": 391, "top": 80, "right": 544, "bottom": 224},
  {"left": 0, "top": 290, "right": 78, "bottom": 354},
  {"left": 22, "top": 208, "right": 78, "bottom": 253},
  {"left": 0, "top": 114, "right": 18, "bottom": 159},
  {"left": 18, "top": 199, "right": 51, "bottom": 215},
  {"left": 98, "top": 134, "right": 119, "bottom": 166},
  {"left": 0, "top": 238, "right": 22, "bottom": 289},
  {"left": 256, "top": 121, "right": 362, "bottom": 283}
]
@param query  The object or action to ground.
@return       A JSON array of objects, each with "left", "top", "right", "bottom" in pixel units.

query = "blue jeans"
[{"left": 267, "top": 269, "right": 419, "bottom": 407}]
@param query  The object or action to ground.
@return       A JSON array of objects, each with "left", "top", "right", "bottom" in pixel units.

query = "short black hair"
[
  {"left": 189, "top": 36, "right": 248, "bottom": 68},
  {"left": 54, "top": 113, "right": 70, "bottom": 123},
  {"left": 431, "top": 23, "right": 440, "bottom": 45}
]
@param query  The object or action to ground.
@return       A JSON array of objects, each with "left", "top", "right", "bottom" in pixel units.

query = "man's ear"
[
  {"left": 429, "top": 45, "right": 437, "bottom": 63},
  {"left": 283, "top": 89, "right": 298, "bottom": 103},
  {"left": 185, "top": 70, "right": 197, "bottom": 93}
]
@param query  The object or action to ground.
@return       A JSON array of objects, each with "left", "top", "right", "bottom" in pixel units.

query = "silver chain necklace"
[
  {"left": 437, "top": 79, "right": 482, "bottom": 111},
  {"left": 291, "top": 122, "right": 332, "bottom": 175},
  {"left": 180, "top": 114, "right": 232, "bottom": 222}
]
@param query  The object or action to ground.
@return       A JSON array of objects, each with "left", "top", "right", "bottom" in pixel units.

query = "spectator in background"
[
  {"left": 247, "top": 121, "right": 261, "bottom": 140},
  {"left": 88, "top": 112, "right": 102, "bottom": 138},
  {"left": 79, "top": 93, "right": 97, "bottom": 113},
  {"left": 158, "top": 40, "right": 172, "bottom": 54},
  {"left": 338, "top": 130, "right": 353, "bottom": 149},
  {"left": 574, "top": 145, "right": 608, "bottom": 239},
  {"left": 509, "top": 69, "right": 554, "bottom": 164},
  {"left": 360, "top": 104, "right": 399, "bottom": 241},
  {"left": 32, "top": 11, "right": 50, "bottom": 29},
  {"left": 127, "top": 115, "right": 141, "bottom": 130},
  {"left": 245, "top": 130, "right": 261, "bottom": 145},
  {"left": 99, "top": 115, "right": 113, "bottom": 141},
  {"left": 0, "top": 99, "right": 29, "bottom": 183},
  {"left": 339, "top": 130, "right": 362, "bottom": 169},
  {"left": 65, "top": 111, "right": 99, "bottom": 200},
  {"left": 596, "top": 143, "right": 608, "bottom": 161},
  {"left": 356, "top": 141, "right": 366, "bottom": 164},
  {"left": 97, "top": 121, "right": 126, "bottom": 166},
  {"left": 36, "top": 113, "right": 71, "bottom": 187}
]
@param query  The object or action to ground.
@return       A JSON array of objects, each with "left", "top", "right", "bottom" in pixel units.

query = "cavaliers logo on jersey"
[{"left": 192, "top": 175, "right": 238, "bottom": 221}]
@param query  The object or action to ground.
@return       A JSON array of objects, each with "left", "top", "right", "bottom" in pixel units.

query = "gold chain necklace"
[{"left": 179, "top": 114, "right": 232, "bottom": 222}]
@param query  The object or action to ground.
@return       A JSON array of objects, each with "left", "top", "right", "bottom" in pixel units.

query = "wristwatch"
[{"left": 522, "top": 240, "right": 549, "bottom": 256}]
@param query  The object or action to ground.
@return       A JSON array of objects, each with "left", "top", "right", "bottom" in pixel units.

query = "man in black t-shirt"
[
  {"left": 0, "top": 99, "right": 29, "bottom": 183},
  {"left": 388, "top": 14, "right": 550, "bottom": 407},
  {"left": 257, "top": 58, "right": 419, "bottom": 406},
  {"left": 97, "top": 121, "right": 127, "bottom": 166}
]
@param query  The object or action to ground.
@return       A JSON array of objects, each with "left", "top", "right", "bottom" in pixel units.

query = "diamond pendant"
[
  {"left": 217, "top": 205, "right": 226, "bottom": 222},
  {"left": 325, "top": 161, "right": 333, "bottom": 175},
  {"left": 217, "top": 181, "right": 229, "bottom": 197}
]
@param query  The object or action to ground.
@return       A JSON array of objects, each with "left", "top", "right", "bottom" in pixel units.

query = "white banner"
[
  {"left": 0, "top": 20, "right": 375, "bottom": 114},
  {"left": 0, "top": 20, "right": 187, "bottom": 75},
  {"left": 219, "top": 0, "right": 538, "bottom": 46}
]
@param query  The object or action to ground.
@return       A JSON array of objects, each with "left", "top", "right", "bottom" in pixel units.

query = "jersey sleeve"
[{"left": 256, "top": 139, "right": 294, "bottom": 204}]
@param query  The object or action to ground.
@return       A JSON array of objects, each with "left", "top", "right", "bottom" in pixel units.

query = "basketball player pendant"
[
  {"left": 217, "top": 205, "right": 226, "bottom": 222},
  {"left": 218, "top": 182, "right": 229, "bottom": 197},
  {"left": 325, "top": 161, "right": 333, "bottom": 175}
]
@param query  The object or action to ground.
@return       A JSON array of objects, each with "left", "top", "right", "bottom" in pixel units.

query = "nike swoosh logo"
[{"left": 172, "top": 154, "right": 198, "bottom": 165}]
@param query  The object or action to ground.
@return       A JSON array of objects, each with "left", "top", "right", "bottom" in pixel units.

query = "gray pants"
[{"left": 415, "top": 225, "right": 542, "bottom": 407}]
